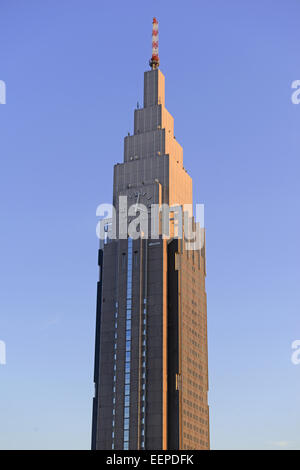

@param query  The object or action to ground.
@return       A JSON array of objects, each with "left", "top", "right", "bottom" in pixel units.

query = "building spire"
[{"left": 149, "top": 17, "right": 159, "bottom": 70}]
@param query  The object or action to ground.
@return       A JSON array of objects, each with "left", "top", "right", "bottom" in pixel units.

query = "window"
[
  {"left": 124, "top": 407, "right": 130, "bottom": 418},
  {"left": 125, "top": 373, "right": 130, "bottom": 384},
  {"left": 125, "top": 363, "right": 130, "bottom": 373},
  {"left": 124, "top": 430, "right": 129, "bottom": 441},
  {"left": 125, "top": 351, "right": 131, "bottom": 361},
  {"left": 124, "top": 396, "right": 130, "bottom": 407},
  {"left": 124, "top": 442, "right": 129, "bottom": 450},
  {"left": 124, "top": 418, "right": 129, "bottom": 430},
  {"left": 125, "top": 384, "right": 130, "bottom": 395},
  {"left": 126, "top": 341, "right": 131, "bottom": 351}
]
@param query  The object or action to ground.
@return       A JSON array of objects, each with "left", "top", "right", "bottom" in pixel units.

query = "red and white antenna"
[{"left": 149, "top": 17, "right": 159, "bottom": 69}]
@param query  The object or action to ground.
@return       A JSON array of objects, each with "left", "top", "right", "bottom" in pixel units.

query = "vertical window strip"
[
  {"left": 112, "top": 301, "right": 118, "bottom": 449},
  {"left": 124, "top": 238, "right": 133, "bottom": 449},
  {"left": 141, "top": 298, "right": 147, "bottom": 449}
]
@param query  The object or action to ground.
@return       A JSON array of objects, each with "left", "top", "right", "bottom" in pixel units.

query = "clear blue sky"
[{"left": 0, "top": 0, "right": 299, "bottom": 450}]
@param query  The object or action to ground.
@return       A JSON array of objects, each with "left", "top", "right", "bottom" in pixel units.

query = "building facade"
[{"left": 92, "top": 41, "right": 209, "bottom": 450}]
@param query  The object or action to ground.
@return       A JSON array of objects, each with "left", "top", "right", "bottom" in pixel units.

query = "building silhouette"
[{"left": 92, "top": 19, "right": 209, "bottom": 450}]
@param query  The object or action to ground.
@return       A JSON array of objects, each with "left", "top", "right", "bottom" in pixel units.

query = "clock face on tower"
[{"left": 128, "top": 190, "right": 153, "bottom": 209}]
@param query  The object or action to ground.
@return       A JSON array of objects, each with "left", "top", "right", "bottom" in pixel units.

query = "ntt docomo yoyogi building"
[{"left": 92, "top": 18, "right": 210, "bottom": 451}]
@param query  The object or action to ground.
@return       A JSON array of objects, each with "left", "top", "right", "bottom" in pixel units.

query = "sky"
[{"left": 0, "top": 0, "right": 299, "bottom": 450}]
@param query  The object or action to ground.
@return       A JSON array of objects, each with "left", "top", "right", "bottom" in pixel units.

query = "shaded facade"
[{"left": 92, "top": 67, "right": 209, "bottom": 450}]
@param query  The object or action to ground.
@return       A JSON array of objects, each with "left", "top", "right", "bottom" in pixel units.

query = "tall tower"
[{"left": 92, "top": 18, "right": 209, "bottom": 450}]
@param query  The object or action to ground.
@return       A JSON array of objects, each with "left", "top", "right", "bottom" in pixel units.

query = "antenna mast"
[{"left": 149, "top": 17, "right": 159, "bottom": 69}]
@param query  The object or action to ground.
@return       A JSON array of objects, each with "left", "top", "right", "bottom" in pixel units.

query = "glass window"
[
  {"left": 126, "top": 320, "right": 131, "bottom": 330},
  {"left": 125, "top": 373, "right": 130, "bottom": 384},
  {"left": 125, "top": 384, "right": 130, "bottom": 395},
  {"left": 126, "top": 340, "right": 131, "bottom": 351},
  {"left": 124, "top": 396, "right": 130, "bottom": 407},
  {"left": 125, "top": 362, "right": 130, "bottom": 373},
  {"left": 124, "top": 442, "right": 129, "bottom": 450},
  {"left": 124, "top": 430, "right": 129, "bottom": 441},
  {"left": 126, "top": 330, "right": 131, "bottom": 340},
  {"left": 124, "top": 407, "right": 130, "bottom": 418},
  {"left": 126, "top": 351, "right": 131, "bottom": 362},
  {"left": 124, "top": 418, "right": 129, "bottom": 430}
]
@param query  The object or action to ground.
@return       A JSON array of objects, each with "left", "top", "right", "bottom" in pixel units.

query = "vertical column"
[{"left": 123, "top": 238, "right": 133, "bottom": 450}]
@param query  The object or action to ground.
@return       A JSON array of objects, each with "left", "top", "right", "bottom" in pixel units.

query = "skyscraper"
[{"left": 92, "top": 18, "right": 209, "bottom": 451}]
